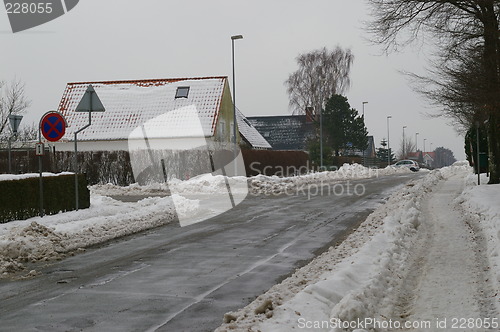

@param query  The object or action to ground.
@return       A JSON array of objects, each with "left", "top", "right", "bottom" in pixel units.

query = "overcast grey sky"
[{"left": 1, "top": 0, "right": 465, "bottom": 159}]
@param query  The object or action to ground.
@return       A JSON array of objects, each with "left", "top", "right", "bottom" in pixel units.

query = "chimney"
[{"left": 305, "top": 107, "right": 315, "bottom": 123}]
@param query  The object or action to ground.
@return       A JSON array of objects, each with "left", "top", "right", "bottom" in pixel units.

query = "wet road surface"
[{"left": 0, "top": 173, "right": 420, "bottom": 332}]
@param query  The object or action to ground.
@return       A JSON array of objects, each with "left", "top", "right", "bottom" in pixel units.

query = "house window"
[
  {"left": 263, "top": 132, "right": 270, "bottom": 138},
  {"left": 243, "top": 118, "right": 252, "bottom": 126},
  {"left": 175, "top": 86, "right": 190, "bottom": 99},
  {"left": 218, "top": 119, "right": 226, "bottom": 139}
]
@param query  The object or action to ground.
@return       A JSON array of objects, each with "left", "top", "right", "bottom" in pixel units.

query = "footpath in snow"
[
  {"left": 392, "top": 174, "right": 495, "bottom": 329},
  {"left": 216, "top": 163, "right": 500, "bottom": 331}
]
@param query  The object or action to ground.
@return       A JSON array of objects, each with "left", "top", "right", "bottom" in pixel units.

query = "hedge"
[{"left": 0, "top": 174, "right": 90, "bottom": 224}]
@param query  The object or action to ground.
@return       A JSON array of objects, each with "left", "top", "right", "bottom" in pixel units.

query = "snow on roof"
[
  {"left": 247, "top": 115, "right": 315, "bottom": 151},
  {"left": 236, "top": 108, "right": 272, "bottom": 149},
  {"left": 57, "top": 77, "right": 227, "bottom": 141}
]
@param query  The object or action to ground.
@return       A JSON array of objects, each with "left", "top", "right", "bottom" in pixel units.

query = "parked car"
[{"left": 395, "top": 160, "right": 420, "bottom": 172}]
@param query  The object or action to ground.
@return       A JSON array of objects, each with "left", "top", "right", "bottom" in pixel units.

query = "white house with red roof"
[
  {"left": 407, "top": 151, "right": 436, "bottom": 168},
  {"left": 53, "top": 76, "right": 270, "bottom": 151}
]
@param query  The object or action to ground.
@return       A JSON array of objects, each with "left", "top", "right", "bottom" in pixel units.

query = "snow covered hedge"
[{"left": 0, "top": 174, "right": 90, "bottom": 223}]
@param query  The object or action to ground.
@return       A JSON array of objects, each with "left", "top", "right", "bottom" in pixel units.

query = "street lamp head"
[
  {"left": 231, "top": 35, "right": 243, "bottom": 40},
  {"left": 362, "top": 101, "right": 368, "bottom": 105},
  {"left": 387, "top": 115, "right": 392, "bottom": 119}
]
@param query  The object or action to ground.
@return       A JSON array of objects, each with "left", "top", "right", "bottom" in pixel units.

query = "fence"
[{"left": 1, "top": 148, "right": 311, "bottom": 185}]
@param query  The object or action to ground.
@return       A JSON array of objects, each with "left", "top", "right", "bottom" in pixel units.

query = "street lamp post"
[
  {"left": 362, "top": 101, "right": 368, "bottom": 166},
  {"left": 231, "top": 34, "right": 243, "bottom": 172},
  {"left": 424, "top": 138, "right": 427, "bottom": 153},
  {"left": 318, "top": 71, "right": 326, "bottom": 171},
  {"left": 403, "top": 126, "right": 407, "bottom": 159},
  {"left": 415, "top": 132, "right": 419, "bottom": 151},
  {"left": 387, "top": 116, "right": 392, "bottom": 165},
  {"left": 319, "top": 93, "right": 323, "bottom": 170}
]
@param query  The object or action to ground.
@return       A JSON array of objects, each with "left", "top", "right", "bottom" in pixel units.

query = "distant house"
[
  {"left": 347, "top": 136, "right": 376, "bottom": 158},
  {"left": 246, "top": 114, "right": 316, "bottom": 150},
  {"left": 406, "top": 151, "right": 422, "bottom": 162},
  {"left": 407, "top": 151, "right": 435, "bottom": 168},
  {"left": 53, "top": 76, "right": 266, "bottom": 151},
  {"left": 235, "top": 108, "right": 271, "bottom": 150},
  {"left": 423, "top": 152, "right": 436, "bottom": 168}
]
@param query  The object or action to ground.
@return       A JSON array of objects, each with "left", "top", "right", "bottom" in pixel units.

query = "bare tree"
[
  {"left": 367, "top": 0, "right": 500, "bottom": 183},
  {"left": 16, "top": 123, "right": 38, "bottom": 145},
  {"left": 0, "top": 123, "right": 38, "bottom": 149},
  {"left": 284, "top": 46, "right": 354, "bottom": 115},
  {"left": 0, "top": 79, "right": 31, "bottom": 138},
  {"left": 398, "top": 137, "right": 416, "bottom": 160},
  {"left": 410, "top": 45, "right": 485, "bottom": 134}
]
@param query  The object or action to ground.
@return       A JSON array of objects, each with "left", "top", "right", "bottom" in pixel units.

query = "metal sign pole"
[
  {"left": 476, "top": 122, "right": 481, "bottom": 185},
  {"left": 38, "top": 126, "right": 44, "bottom": 217},
  {"left": 73, "top": 84, "right": 105, "bottom": 210},
  {"left": 74, "top": 110, "right": 92, "bottom": 211},
  {"left": 8, "top": 136, "right": 12, "bottom": 173},
  {"left": 38, "top": 110, "right": 67, "bottom": 216}
]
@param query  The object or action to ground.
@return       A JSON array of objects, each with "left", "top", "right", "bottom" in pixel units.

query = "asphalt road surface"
[{"left": 0, "top": 173, "right": 421, "bottom": 332}]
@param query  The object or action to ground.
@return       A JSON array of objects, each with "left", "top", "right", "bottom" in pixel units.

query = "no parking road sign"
[{"left": 41, "top": 111, "right": 66, "bottom": 142}]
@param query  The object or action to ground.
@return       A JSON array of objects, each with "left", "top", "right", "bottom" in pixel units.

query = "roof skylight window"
[
  {"left": 175, "top": 86, "right": 190, "bottom": 99},
  {"left": 243, "top": 118, "right": 252, "bottom": 126}
]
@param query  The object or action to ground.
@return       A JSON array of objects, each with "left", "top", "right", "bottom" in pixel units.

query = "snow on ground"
[
  {"left": 215, "top": 162, "right": 499, "bottom": 332},
  {"left": 0, "top": 172, "right": 74, "bottom": 181},
  {"left": 0, "top": 194, "right": 198, "bottom": 278},
  {"left": 0, "top": 164, "right": 410, "bottom": 278},
  {"left": 91, "top": 164, "right": 413, "bottom": 197},
  {"left": 389, "top": 168, "right": 497, "bottom": 331},
  {"left": 459, "top": 172, "right": 500, "bottom": 315}
]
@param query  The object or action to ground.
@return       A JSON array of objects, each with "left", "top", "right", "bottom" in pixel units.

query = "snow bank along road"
[
  {"left": 0, "top": 173, "right": 419, "bottom": 331},
  {"left": 215, "top": 164, "right": 499, "bottom": 332}
]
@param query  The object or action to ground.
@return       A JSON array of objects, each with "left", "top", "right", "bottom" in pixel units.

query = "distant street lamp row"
[{"left": 230, "top": 34, "right": 437, "bottom": 170}]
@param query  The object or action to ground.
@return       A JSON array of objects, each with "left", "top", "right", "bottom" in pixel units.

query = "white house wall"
[{"left": 53, "top": 140, "right": 129, "bottom": 152}]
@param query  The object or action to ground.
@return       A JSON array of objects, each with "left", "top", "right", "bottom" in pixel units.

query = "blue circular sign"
[{"left": 41, "top": 112, "right": 66, "bottom": 142}]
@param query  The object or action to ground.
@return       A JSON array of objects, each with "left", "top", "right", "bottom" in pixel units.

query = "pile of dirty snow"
[
  {"left": 0, "top": 194, "right": 199, "bottom": 278},
  {"left": 91, "top": 164, "right": 412, "bottom": 197}
]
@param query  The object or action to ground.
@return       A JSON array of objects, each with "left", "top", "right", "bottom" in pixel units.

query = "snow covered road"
[{"left": 0, "top": 173, "right": 418, "bottom": 332}]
